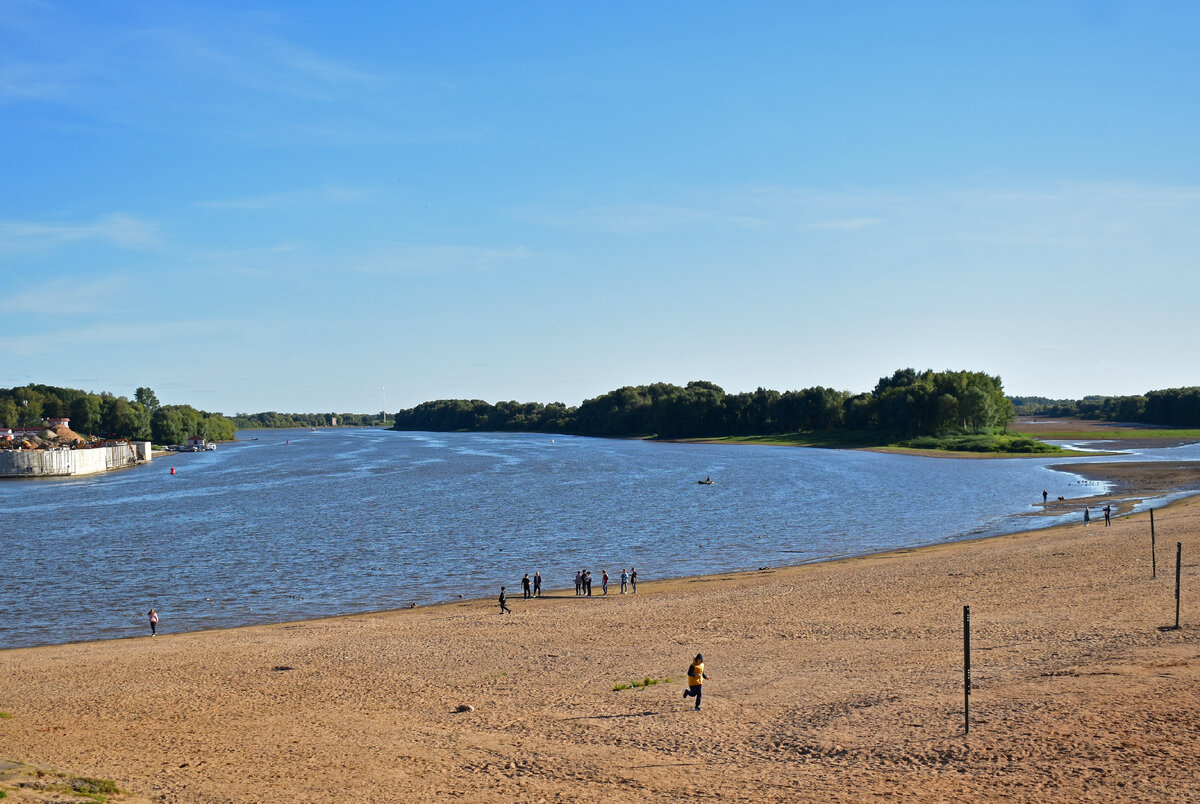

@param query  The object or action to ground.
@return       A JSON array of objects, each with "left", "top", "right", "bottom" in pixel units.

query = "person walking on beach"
[
  {"left": 147, "top": 608, "right": 159, "bottom": 636},
  {"left": 602, "top": 570, "right": 609, "bottom": 595},
  {"left": 522, "top": 573, "right": 532, "bottom": 600},
  {"left": 682, "top": 653, "right": 709, "bottom": 711},
  {"left": 630, "top": 566, "right": 638, "bottom": 593},
  {"left": 1104, "top": 504, "right": 1111, "bottom": 526},
  {"left": 499, "top": 586, "right": 512, "bottom": 614},
  {"left": 620, "top": 569, "right": 628, "bottom": 594},
  {"left": 1083, "top": 507, "right": 1090, "bottom": 526},
  {"left": 533, "top": 571, "right": 542, "bottom": 598}
]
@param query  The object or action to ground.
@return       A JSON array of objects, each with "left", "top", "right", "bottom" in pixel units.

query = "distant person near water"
[
  {"left": 575, "top": 571, "right": 582, "bottom": 596},
  {"left": 630, "top": 567, "right": 638, "bottom": 593},
  {"left": 499, "top": 586, "right": 511, "bottom": 614},
  {"left": 602, "top": 570, "right": 609, "bottom": 595},
  {"left": 682, "top": 653, "right": 709, "bottom": 711},
  {"left": 147, "top": 608, "right": 158, "bottom": 636},
  {"left": 533, "top": 572, "right": 542, "bottom": 597},
  {"left": 1104, "top": 504, "right": 1111, "bottom": 526},
  {"left": 522, "top": 573, "right": 532, "bottom": 600},
  {"left": 1083, "top": 507, "right": 1090, "bottom": 526},
  {"left": 620, "top": 569, "right": 628, "bottom": 594},
  {"left": 1043, "top": 489, "right": 1048, "bottom": 503},
  {"left": 585, "top": 569, "right": 593, "bottom": 597}
]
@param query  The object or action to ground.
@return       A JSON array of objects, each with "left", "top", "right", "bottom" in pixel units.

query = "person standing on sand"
[
  {"left": 499, "top": 586, "right": 512, "bottom": 614},
  {"left": 1043, "top": 489, "right": 1048, "bottom": 504},
  {"left": 585, "top": 569, "right": 592, "bottom": 597},
  {"left": 575, "top": 570, "right": 582, "bottom": 596},
  {"left": 630, "top": 567, "right": 638, "bottom": 593},
  {"left": 1083, "top": 507, "right": 1090, "bottom": 526},
  {"left": 147, "top": 608, "right": 158, "bottom": 636},
  {"left": 620, "top": 569, "right": 628, "bottom": 594},
  {"left": 602, "top": 570, "right": 609, "bottom": 595},
  {"left": 533, "top": 572, "right": 542, "bottom": 598},
  {"left": 682, "top": 653, "right": 709, "bottom": 711},
  {"left": 522, "top": 573, "right": 532, "bottom": 600},
  {"left": 1104, "top": 504, "right": 1111, "bottom": 526}
]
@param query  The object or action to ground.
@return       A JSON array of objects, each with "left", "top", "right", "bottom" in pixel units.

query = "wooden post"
[
  {"left": 963, "top": 605, "right": 971, "bottom": 735},
  {"left": 1151, "top": 509, "right": 1157, "bottom": 579},
  {"left": 1176, "top": 542, "right": 1183, "bottom": 630}
]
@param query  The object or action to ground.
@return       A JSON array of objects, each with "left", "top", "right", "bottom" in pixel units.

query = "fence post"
[
  {"left": 1151, "top": 509, "right": 1157, "bottom": 579},
  {"left": 1176, "top": 543, "right": 1183, "bottom": 630},
  {"left": 963, "top": 605, "right": 971, "bottom": 735}
]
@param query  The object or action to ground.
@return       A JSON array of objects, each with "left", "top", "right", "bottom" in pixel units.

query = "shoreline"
[{"left": 2, "top": 491, "right": 1198, "bottom": 801}]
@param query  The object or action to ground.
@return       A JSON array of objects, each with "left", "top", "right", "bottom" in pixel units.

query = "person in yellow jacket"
[{"left": 682, "top": 653, "right": 709, "bottom": 710}]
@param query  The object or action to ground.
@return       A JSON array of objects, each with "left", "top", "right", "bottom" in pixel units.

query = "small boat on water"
[{"left": 698, "top": 477, "right": 714, "bottom": 485}]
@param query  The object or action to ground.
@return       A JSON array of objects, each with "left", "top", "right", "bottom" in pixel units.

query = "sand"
[{"left": 2, "top": 496, "right": 1198, "bottom": 802}]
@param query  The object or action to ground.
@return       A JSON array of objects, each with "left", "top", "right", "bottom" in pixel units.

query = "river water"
[{"left": 3, "top": 429, "right": 1198, "bottom": 649}]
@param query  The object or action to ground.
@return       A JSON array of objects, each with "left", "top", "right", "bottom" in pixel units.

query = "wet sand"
[{"left": 2, "top": 488, "right": 1198, "bottom": 802}]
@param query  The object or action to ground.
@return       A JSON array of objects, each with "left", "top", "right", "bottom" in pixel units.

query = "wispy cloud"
[
  {"left": 511, "top": 203, "right": 766, "bottom": 234},
  {"left": 513, "top": 181, "right": 1200, "bottom": 250},
  {"left": 350, "top": 245, "right": 532, "bottom": 276},
  {"left": 198, "top": 186, "right": 369, "bottom": 211},
  {"left": 7, "top": 275, "right": 129, "bottom": 315},
  {"left": 0, "top": 319, "right": 238, "bottom": 358},
  {"left": 0, "top": 60, "right": 73, "bottom": 101},
  {"left": 804, "top": 217, "right": 885, "bottom": 231},
  {"left": 0, "top": 213, "right": 158, "bottom": 251}
]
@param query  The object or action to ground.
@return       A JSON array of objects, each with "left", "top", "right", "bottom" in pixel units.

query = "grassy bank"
[
  {"left": 669, "top": 430, "right": 1073, "bottom": 456},
  {"left": 1010, "top": 426, "right": 1200, "bottom": 441}
]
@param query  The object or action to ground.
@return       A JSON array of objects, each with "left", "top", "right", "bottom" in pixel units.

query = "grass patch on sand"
[
  {"left": 1011, "top": 427, "right": 1200, "bottom": 441},
  {"left": 0, "top": 713, "right": 13, "bottom": 719},
  {"left": 897, "top": 434, "right": 1063, "bottom": 454},
  {"left": 680, "top": 430, "right": 1069, "bottom": 456},
  {"left": 614, "top": 676, "right": 671, "bottom": 692},
  {"left": 68, "top": 776, "right": 119, "bottom": 800}
]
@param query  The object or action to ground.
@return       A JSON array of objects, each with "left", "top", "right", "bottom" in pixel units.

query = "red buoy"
[{"left": 170, "top": 467, "right": 176, "bottom": 475}]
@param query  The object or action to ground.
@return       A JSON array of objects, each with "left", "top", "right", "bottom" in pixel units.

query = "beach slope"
[{"left": 2, "top": 500, "right": 1198, "bottom": 802}]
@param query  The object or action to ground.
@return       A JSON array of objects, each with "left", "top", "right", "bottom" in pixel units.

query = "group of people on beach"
[
  {"left": 1044, "top": 488, "right": 1114, "bottom": 528},
  {"left": 575, "top": 567, "right": 636, "bottom": 596},
  {"left": 499, "top": 566, "right": 639, "bottom": 614}
]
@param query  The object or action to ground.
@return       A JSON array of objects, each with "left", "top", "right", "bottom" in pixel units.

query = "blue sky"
[{"left": 3, "top": 1, "right": 1199, "bottom": 414}]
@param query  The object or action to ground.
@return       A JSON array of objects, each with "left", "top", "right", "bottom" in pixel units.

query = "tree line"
[
  {"left": 392, "top": 369, "right": 1016, "bottom": 439},
  {"left": 0, "top": 384, "right": 236, "bottom": 445},
  {"left": 230, "top": 411, "right": 386, "bottom": 429},
  {"left": 1012, "top": 388, "right": 1200, "bottom": 427}
]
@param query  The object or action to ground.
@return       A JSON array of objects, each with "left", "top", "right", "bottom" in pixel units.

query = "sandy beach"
[{"left": 2, "top": 491, "right": 1198, "bottom": 802}]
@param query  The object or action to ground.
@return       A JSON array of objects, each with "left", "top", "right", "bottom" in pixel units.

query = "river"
[{"left": 3, "top": 428, "right": 1197, "bottom": 649}]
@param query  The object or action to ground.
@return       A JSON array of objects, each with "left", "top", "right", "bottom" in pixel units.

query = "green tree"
[
  {"left": 69, "top": 394, "right": 103, "bottom": 436},
  {"left": 0, "top": 397, "right": 17, "bottom": 428},
  {"left": 16, "top": 393, "right": 43, "bottom": 427},
  {"left": 960, "top": 386, "right": 994, "bottom": 433},
  {"left": 135, "top": 387, "right": 161, "bottom": 412}
]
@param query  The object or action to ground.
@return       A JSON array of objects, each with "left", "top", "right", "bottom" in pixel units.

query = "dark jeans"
[{"left": 684, "top": 684, "right": 702, "bottom": 709}]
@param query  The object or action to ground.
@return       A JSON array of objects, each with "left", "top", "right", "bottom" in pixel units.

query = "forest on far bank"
[
  {"left": 7, "top": 374, "right": 1200, "bottom": 447},
  {"left": 392, "top": 370, "right": 1200, "bottom": 444},
  {"left": 393, "top": 369, "right": 1016, "bottom": 442}
]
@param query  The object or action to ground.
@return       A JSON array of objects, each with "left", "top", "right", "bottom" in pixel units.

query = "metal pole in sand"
[
  {"left": 1151, "top": 509, "right": 1157, "bottom": 580},
  {"left": 963, "top": 605, "right": 971, "bottom": 735},
  {"left": 1176, "top": 542, "right": 1182, "bottom": 630}
]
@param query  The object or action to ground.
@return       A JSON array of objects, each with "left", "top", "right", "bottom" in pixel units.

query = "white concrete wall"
[{"left": 0, "top": 443, "right": 144, "bottom": 477}]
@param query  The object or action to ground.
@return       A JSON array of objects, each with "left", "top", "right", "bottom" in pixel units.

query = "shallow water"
[{"left": 2, "top": 429, "right": 1196, "bottom": 649}]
